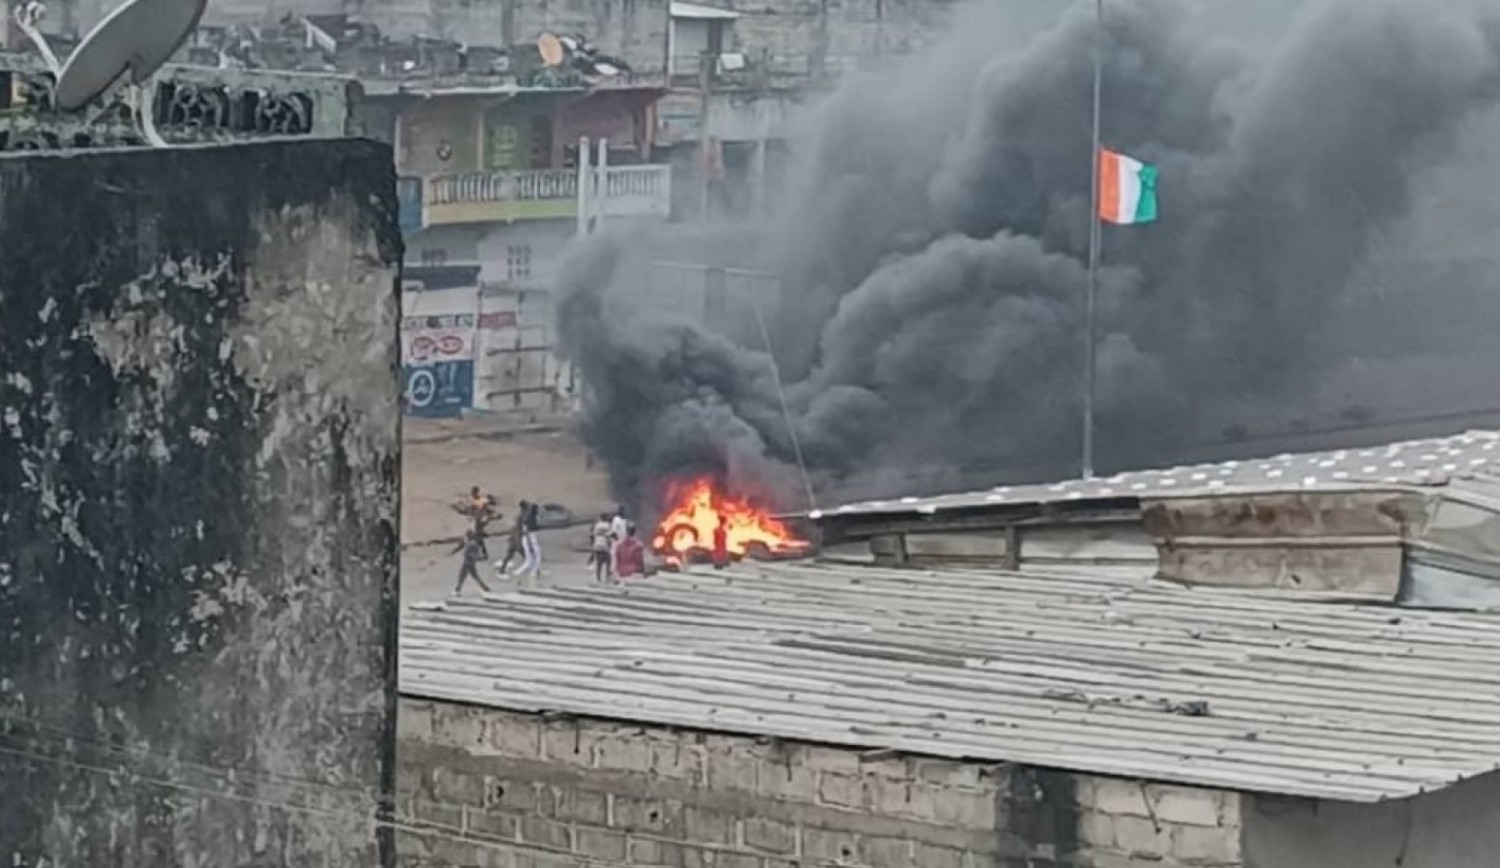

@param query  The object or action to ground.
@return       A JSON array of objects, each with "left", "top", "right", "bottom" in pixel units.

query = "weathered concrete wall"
[
  {"left": 397, "top": 699, "right": 1243, "bottom": 867},
  {"left": 1243, "top": 772, "right": 1500, "bottom": 868},
  {"left": 0, "top": 140, "right": 402, "bottom": 865},
  {"left": 398, "top": 96, "right": 483, "bottom": 176},
  {"left": 1075, "top": 777, "right": 1242, "bottom": 868}
]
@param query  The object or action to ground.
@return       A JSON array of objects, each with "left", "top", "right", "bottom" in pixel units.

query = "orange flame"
[{"left": 651, "top": 477, "right": 809, "bottom": 564}]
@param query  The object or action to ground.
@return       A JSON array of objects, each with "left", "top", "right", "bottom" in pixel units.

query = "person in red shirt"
[
  {"left": 712, "top": 515, "right": 729, "bottom": 569},
  {"left": 613, "top": 523, "right": 646, "bottom": 579}
]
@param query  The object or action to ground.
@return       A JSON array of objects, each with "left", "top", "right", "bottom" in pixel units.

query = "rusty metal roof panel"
[
  {"left": 401, "top": 561, "right": 1500, "bottom": 802},
  {"left": 815, "top": 430, "right": 1500, "bottom": 520}
]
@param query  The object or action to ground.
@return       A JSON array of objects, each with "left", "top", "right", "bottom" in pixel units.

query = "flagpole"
[{"left": 1082, "top": 0, "right": 1103, "bottom": 479}]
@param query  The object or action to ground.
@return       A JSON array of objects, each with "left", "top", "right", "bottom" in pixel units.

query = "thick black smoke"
[{"left": 557, "top": 0, "right": 1500, "bottom": 513}]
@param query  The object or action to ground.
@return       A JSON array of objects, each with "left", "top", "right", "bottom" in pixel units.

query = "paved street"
[{"left": 400, "top": 413, "right": 620, "bottom": 605}]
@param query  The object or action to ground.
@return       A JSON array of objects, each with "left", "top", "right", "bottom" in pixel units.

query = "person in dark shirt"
[
  {"left": 495, "top": 500, "right": 528, "bottom": 575},
  {"left": 452, "top": 529, "right": 492, "bottom": 595}
]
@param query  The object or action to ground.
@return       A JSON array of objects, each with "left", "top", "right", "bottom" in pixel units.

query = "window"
[
  {"left": 420, "top": 248, "right": 449, "bottom": 266},
  {"left": 506, "top": 245, "right": 533, "bottom": 282}
]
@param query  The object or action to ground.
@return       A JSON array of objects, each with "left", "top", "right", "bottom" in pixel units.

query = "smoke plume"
[{"left": 556, "top": 0, "right": 1500, "bottom": 513}]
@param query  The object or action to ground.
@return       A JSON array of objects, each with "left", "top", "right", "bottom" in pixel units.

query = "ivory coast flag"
[{"left": 1098, "top": 148, "right": 1158, "bottom": 225}]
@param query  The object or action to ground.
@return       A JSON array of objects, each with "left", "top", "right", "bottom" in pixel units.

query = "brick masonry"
[{"left": 396, "top": 699, "right": 1244, "bottom": 868}]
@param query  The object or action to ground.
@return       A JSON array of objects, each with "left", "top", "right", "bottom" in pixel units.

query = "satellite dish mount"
[{"left": 13, "top": 0, "right": 207, "bottom": 147}]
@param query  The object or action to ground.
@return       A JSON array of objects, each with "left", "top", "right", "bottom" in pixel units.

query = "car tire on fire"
[{"left": 659, "top": 521, "right": 700, "bottom": 552}]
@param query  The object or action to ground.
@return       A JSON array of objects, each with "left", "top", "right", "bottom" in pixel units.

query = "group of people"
[
  {"left": 589, "top": 508, "right": 646, "bottom": 582},
  {"left": 452, "top": 488, "right": 544, "bottom": 595},
  {"left": 451, "top": 488, "right": 647, "bottom": 595}
]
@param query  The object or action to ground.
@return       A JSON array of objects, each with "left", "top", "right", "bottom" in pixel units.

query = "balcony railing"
[
  {"left": 416, "top": 165, "right": 671, "bottom": 227},
  {"left": 428, "top": 169, "right": 579, "bottom": 206},
  {"left": 600, "top": 165, "right": 672, "bottom": 218},
  {"left": 604, "top": 165, "right": 665, "bottom": 198}
]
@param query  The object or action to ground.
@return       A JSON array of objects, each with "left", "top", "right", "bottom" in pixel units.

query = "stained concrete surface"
[{"left": 0, "top": 140, "right": 400, "bottom": 866}]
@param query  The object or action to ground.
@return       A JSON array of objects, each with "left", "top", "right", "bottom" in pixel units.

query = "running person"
[{"left": 513, "top": 502, "right": 543, "bottom": 582}]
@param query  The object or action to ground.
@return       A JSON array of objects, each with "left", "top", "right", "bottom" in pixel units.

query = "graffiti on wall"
[
  {"left": 400, "top": 309, "right": 525, "bottom": 416},
  {"left": 402, "top": 313, "right": 476, "bottom": 417}
]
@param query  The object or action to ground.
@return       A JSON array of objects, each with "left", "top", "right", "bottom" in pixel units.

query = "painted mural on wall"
[{"left": 403, "top": 313, "right": 476, "bottom": 417}]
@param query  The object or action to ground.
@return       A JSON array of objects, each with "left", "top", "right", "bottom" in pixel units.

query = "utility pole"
[{"left": 1082, "top": 0, "right": 1103, "bottom": 479}]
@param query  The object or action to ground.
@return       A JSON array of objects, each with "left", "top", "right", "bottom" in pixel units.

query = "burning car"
[{"left": 650, "top": 477, "right": 811, "bottom": 568}]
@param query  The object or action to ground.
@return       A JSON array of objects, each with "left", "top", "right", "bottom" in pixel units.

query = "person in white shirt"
[
  {"left": 589, "top": 513, "right": 613, "bottom": 582},
  {"left": 608, "top": 507, "right": 629, "bottom": 574}
]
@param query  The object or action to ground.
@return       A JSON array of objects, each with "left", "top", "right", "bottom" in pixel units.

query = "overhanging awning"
[{"left": 670, "top": 1, "right": 740, "bottom": 20}]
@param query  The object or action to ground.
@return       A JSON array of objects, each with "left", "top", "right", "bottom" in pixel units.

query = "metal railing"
[
  {"left": 425, "top": 165, "right": 670, "bottom": 207},
  {"left": 427, "top": 169, "right": 578, "bottom": 205},
  {"left": 604, "top": 165, "right": 669, "bottom": 199}
]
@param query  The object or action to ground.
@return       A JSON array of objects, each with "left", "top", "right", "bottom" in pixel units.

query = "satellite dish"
[
  {"left": 54, "top": 0, "right": 207, "bottom": 111},
  {"left": 536, "top": 31, "right": 565, "bottom": 67}
]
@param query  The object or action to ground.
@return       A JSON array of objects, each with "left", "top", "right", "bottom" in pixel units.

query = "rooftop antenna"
[{"left": 14, "top": 0, "right": 207, "bottom": 147}]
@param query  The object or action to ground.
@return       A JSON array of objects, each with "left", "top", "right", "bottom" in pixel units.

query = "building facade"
[
  {"left": 374, "top": 74, "right": 671, "bottom": 415},
  {"left": 190, "top": 0, "right": 958, "bottom": 223}
]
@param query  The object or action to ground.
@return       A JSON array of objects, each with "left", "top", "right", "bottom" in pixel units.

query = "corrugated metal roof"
[
  {"left": 814, "top": 429, "right": 1500, "bottom": 519},
  {"left": 401, "top": 562, "right": 1500, "bottom": 802}
]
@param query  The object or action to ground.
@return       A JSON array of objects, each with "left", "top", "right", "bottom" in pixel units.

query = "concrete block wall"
[
  {"left": 396, "top": 699, "right": 1243, "bottom": 868},
  {"left": 1073, "top": 778, "right": 1242, "bottom": 867}
]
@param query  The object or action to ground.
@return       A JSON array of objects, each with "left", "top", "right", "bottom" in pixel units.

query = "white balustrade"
[{"left": 425, "top": 164, "right": 671, "bottom": 218}]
